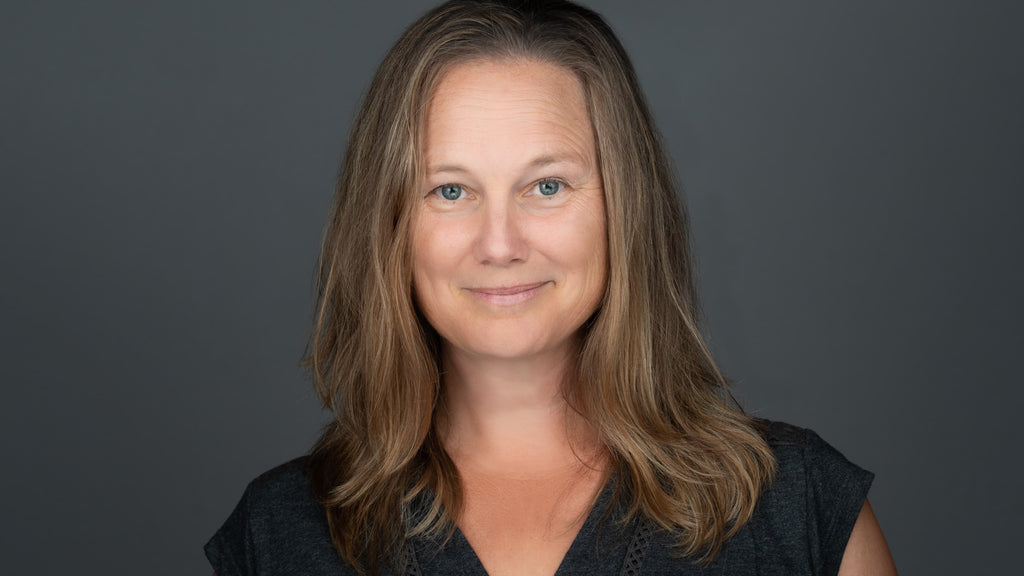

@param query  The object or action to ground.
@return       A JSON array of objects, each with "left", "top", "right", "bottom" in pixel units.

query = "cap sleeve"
[
  {"left": 802, "top": 428, "right": 874, "bottom": 576},
  {"left": 205, "top": 484, "right": 258, "bottom": 576}
]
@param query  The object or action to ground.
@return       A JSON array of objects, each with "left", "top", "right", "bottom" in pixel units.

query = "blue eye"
[
  {"left": 439, "top": 184, "right": 463, "bottom": 200},
  {"left": 538, "top": 180, "right": 561, "bottom": 196}
]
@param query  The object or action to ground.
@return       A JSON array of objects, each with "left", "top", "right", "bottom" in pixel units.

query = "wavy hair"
[{"left": 305, "top": 1, "right": 775, "bottom": 573}]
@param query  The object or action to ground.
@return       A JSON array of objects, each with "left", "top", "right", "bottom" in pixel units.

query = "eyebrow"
[{"left": 427, "top": 153, "right": 584, "bottom": 176}]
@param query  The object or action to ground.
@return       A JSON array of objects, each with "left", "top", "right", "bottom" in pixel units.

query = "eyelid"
[
  {"left": 428, "top": 182, "right": 472, "bottom": 201},
  {"left": 426, "top": 178, "right": 573, "bottom": 200},
  {"left": 529, "top": 177, "right": 571, "bottom": 196}
]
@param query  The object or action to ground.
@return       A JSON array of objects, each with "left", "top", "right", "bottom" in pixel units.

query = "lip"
[{"left": 465, "top": 282, "right": 550, "bottom": 306}]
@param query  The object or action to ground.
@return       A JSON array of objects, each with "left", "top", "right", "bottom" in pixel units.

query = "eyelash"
[
  {"left": 534, "top": 178, "right": 566, "bottom": 197},
  {"left": 434, "top": 183, "right": 465, "bottom": 201},
  {"left": 429, "top": 179, "right": 569, "bottom": 201}
]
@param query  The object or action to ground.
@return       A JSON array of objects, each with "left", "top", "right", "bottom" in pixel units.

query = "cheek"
[
  {"left": 410, "top": 222, "right": 435, "bottom": 306},
  {"left": 558, "top": 204, "right": 607, "bottom": 280},
  {"left": 411, "top": 218, "right": 463, "bottom": 303},
  {"left": 584, "top": 235, "right": 609, "bottom": 307},
  {"left": 577, "top": 206, "right": 609, "bottom": 304},
  {"left": 414, "top": 234, "right": 451, "bottom": 277}
]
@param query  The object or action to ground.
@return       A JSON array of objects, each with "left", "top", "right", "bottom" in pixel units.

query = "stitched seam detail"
[{"left": 619, "top": 519, "right": 653, "bottom": 576}]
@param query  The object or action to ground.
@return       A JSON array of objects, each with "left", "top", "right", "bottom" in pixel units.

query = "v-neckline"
[{"left": 410, "top": 477, "right": 636, "bottom": 576}]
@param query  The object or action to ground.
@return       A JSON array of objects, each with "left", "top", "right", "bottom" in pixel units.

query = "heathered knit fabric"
[{"left": 206, "top": 421, "right": 872, "bottom": 576}]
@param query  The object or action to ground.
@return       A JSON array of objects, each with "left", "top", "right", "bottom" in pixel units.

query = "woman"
[{"left": 206, "top": 1, "right": 897, "bottom": 575}]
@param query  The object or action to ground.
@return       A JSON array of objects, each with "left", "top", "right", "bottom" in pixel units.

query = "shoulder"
[
  {"left": 737, "top": 420, "right": 875, "bottom": 575},
  {"left": 758, "top": 418, "right": 807, "bottom": 445},
  {"left": 619, "top": 420, "right": 878, "bottom": 574},
  {"left": 205, "top": 456, "right": 357, "bottom": 576},
  {"left": 235, "top": 457, "right": 321, "bottom": 535},
  {"left": 245, "top": 457, "right": 312, "bottom": 507},
  {"left": 756, "top": 419, "right": 874, "bottom": 505}
]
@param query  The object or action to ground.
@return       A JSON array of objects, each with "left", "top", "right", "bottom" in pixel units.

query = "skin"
[
  {"left": 214, "top": 504, "right": 895, "bottom": 575},
  {"left": 838, "top": 500, "right": 899, "bottom": 575},
  {"left": 410, "top": 59, "right": 898, "bottom": 576},
  {"left": 214, "top": 59, "right": 897, "bottom": 576},
  {"left": 413, "top": 58, "right": 608, "bottom": 576},
  {"left": 413, "top": 63, "right": 607, "bottom": 367}
]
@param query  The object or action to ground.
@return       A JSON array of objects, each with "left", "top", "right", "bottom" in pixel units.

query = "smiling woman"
[
  {"left": 205, "top": 2, "right": 895, "bottom": 575},
  {"left": 412, "top": 60, "right": 610, "bottom": 574},
  {"left": 413, "top": 60, "right": 607, "bottom": 363}
]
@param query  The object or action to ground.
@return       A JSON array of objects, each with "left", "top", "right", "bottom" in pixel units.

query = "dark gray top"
[{"left": 206, "top": 421, "right": 872, "bottom": 576}]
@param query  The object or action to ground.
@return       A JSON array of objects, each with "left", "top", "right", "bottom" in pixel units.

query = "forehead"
[{"left": 422, "top": 59, "right": 595, "bottom": 168}]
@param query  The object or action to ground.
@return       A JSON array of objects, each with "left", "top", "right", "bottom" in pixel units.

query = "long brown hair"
[{"left": 305, "top": 1, "right": 775, "bottom": 573}]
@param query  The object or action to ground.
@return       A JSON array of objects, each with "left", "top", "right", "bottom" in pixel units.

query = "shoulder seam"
[{"left": 755, "top": 419, "right": 809, "bottom": 446}]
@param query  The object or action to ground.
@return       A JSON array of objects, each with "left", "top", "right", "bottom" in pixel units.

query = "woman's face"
[{"left": 412, "top": 59, "right": 607, "bottom": 362}]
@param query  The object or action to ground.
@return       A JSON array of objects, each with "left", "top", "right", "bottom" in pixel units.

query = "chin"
[{"left": 444, "top": 321, "right": 581, "bottom": 362}]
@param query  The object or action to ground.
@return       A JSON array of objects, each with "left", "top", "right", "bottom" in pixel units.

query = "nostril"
[{"left": 474, "top": 207, "right": 527, "bottom": 266}]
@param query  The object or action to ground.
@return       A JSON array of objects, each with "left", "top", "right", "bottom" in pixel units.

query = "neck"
[{"left": 439, "top": 343, "right": 602, "bottom": 475}]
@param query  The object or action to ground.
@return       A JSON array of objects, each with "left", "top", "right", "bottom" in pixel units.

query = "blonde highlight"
[{"left": 305, "top": 1, "right": 775, "bottom": 572}]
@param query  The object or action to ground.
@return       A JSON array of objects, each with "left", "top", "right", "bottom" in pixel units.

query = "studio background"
[{"left": 2, "top": 1, "right": 1020, "bottom": 574}]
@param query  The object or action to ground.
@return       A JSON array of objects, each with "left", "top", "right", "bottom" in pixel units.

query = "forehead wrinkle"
[
  {"left": 423, "top": 60, "right": 597, "bottom": 179},
  {"left": 426, "top": 108, "right": 595, "bottom": 173}
]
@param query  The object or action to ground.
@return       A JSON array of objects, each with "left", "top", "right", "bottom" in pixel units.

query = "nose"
[{"left": 473, "top": 196, "right": 527, "bottom": 266}]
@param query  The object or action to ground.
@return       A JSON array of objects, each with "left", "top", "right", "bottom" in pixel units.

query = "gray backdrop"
[{"left": 2, "top": 1, "right": 1021, "bottom": 574}]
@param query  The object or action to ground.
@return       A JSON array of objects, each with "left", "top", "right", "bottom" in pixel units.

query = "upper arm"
[{"left": 836, "top": 499, "right": 897, "bottom": 576}]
